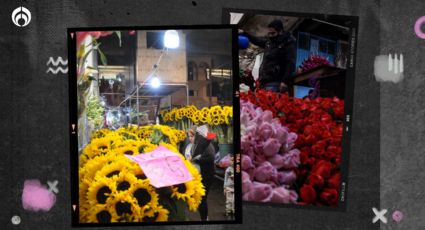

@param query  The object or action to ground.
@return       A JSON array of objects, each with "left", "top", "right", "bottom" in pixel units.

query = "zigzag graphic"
[
  {"left": 46, "top": 67, "right": 68, "bottom": 74},
  {"left": 46, "top": 57, "right": 68, "bottom": 66}
]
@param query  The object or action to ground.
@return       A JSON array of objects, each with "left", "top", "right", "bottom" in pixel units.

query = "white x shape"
[
  {"left": 47, "top": 180, "right": 59, "bottom": 194},
  {"left": 372, "top": 207, "right": 387, "bottom": 224}
]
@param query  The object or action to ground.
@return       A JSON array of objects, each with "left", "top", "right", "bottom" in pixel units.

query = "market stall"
[{"left": 73, "top": 28, "right": 235, "bottom": 223}]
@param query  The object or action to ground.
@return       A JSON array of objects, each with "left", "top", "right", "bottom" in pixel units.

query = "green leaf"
[
  {"left": 115, "top": 31, "right": 122, "bottom": 47},
  {"left": 97, "top": 49, "right": 108, "bottom": 66},
  {"left": 77, "top": 44, "right": 85, "bottom": 60}
]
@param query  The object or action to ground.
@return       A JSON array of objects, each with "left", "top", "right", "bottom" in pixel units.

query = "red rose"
[
  {"left": 319, "top": 188, "right": 339, "bottom": 206},
  {"left": 312, "top": 160, "right": 333, "bottom": 179},
  {"left": 324, "top": 145, "right": 338, "bottom": 159},
  {"left": 307, "top": 174, "right": 324, "bottom": 189},
  {"left": 300, "top": 184, "right": 317, "bottom": 204},
  {"left": 327, "top": 172, "right": 341, "bottom": 189}
]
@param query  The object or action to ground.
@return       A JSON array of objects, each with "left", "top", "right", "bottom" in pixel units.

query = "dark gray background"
[{"left": 0, "top": 0, "right": 392, "bottom": 229}]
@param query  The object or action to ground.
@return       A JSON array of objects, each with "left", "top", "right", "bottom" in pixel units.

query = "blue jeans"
[{"left": 262, "top": 82, "right": 281, "bottom": 92}]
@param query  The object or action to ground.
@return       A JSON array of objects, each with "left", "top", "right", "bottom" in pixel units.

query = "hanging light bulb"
[
  {"left": 164, "top": 30, "right": 179, "bottom": 49},
  {"left": 151, "top": 76, "right": 161, "bottom": 88}
]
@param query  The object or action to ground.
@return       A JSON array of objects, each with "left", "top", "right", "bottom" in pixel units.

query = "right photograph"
[{"left": 224, "top": 9, "right": 358, "bottom": 210}]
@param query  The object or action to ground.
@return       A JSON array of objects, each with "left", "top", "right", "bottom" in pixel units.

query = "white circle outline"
[{"left": 11, "top": 6, "right": 31, "bottom": 27}]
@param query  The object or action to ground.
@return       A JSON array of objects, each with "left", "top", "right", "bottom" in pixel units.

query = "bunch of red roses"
[{"left": 240, "top": 89, "right": 344, "bottom": 207}]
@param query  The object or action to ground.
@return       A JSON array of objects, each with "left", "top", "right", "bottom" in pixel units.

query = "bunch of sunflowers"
[
  {"left": 161, "top": 105, "right": 232, "bottom": 127},
  {"left": 79, "top": 125, "right": 205, "bottom": 223},
  {"left": 208, "top": 105, "right": 233, "bottom": 144}
]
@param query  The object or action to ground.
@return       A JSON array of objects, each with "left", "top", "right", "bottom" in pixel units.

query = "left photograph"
[{"left": 68, "top": 26, "right": 241, "bottom": 226}]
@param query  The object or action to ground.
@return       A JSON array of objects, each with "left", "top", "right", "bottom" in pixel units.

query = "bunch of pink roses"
[{"left": 240, "top": 100, "right": 300, "bottom": 204}]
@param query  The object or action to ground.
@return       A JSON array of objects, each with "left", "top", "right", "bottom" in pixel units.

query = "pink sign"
[{"left": 126, "top": 146, "right": 193, "bottom": 188}]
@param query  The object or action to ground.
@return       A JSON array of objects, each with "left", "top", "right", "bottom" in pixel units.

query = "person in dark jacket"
[
  {"left": 241, "top": 19, "right": 297, "bottom": 92},
  {"left": 191, "top": 125, "right": 216, "bottom": 221}
]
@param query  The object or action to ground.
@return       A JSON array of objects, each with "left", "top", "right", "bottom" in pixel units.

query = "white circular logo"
[
  {"left": 11, "top": 215, "right": 21, "bottom": 225},
  {"left": 11, "top": 7, "right": 31, "bottom": 27}
]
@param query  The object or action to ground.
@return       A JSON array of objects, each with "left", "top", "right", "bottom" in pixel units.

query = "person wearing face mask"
[{"left": 240, "top": 19, "right": 297, "bottom": 93}]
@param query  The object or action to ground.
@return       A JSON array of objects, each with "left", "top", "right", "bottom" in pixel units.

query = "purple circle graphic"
[
  {"left": 392, "top": 210, "right": 403, "bottom": 222},
  {"left": 414, "top": 16, "right": 425, "bottom": 39}
]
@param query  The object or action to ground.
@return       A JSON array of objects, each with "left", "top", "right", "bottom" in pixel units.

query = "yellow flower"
[
  {"left": 86, "top": 177, "right": 116, "bottom": 207},
  {"left": 111, "top": 170, "right": 139, "bottom": 195},
  {"left": 115, "top": 145, "right": 139, "bottom": 156},
  {"left": 91, "top": 128, "right": 112, "bottom": 139},
  {"left": 115, "top": 139, "right": 139, "bottom": 148},
  {"left": 107, "top": 193, "right": 140, "bottom": 222},
  {"left": 170, "top": 153, "right": 206, "bottom": 211},
  {"left": 80, "top": 137, "right": 112, "bottom": 165},
  {"left": 93, "top": 156, "right": 132, "bottom": 180},
  {"left": 141, "top": 205, "right": 169, "bottom": 222},
  {"left": 129, "top": 180, "right": 160, "bottom": 219},
  {"left": 80, "top": 153, "right": 118, "bottom": 183},
  {"left": 85, "top": 204, "right": 119, "bottom": 223},
  {"left": 136, "top": 139, "right": 158, "bottom": 153}
]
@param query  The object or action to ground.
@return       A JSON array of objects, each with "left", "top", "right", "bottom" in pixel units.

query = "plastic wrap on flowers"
[
  {"left": 79, "top": 125, "right": 205, "bottom": 223},
  {"left": 240, "top": 89, "right": 344, "bottom": 207},
  {"left": 240, "top": 99, "right": 300, "bottom": 204}
]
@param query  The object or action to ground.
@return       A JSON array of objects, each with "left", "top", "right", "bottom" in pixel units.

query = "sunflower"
[
  {"left": 85, "top": 204, "right": 119, "bottom": 223},
  {"left": 107, "top": 193, "right": 141, "bottom": 222},
  {"left": 136, "top": 139, "right": 158, "bottom": 154},
  {"left": 80, "top": 137, "right": 112, "bottom": 165},
  {"left": 79, "top": 179, "right": 91, "bottom": 220},
  {"left": 86, "top": 177, "right": 116, "bottom": 207},
  {"left": 169, "top": 153, "right": 206, "bottom": 211},
  {"left": 136, "top": 128, "right": 154, "bottom": 140},
  {"left": 141, "top": 205, "right": 169, "bottom": 222},
  {"left": 171, "top": 182, "right": 196, "bottom": 201},
  {"left": 209, "top": 105, "right": 223, "bottom": 117},
  {"left": 80, "top": 153, "right": 118, "bottom": 183},
  {"left": 129, "top": 180, "right": 160, "bottom": 219},
  {"left": 93, "top": 156, "right": 133, "bottom": 181},
  {"left": 199, "top": 109, "right": 209, "bottom": 124},
  {"left": 112, "top": 171, "right": 139, "bottom": 195},
  {"left": 191, "top": 111, "right": 201, "bottom": 124},
  {"left": 91, "top": 128, "right": 112, "bottom": 139},
  {"left": 127, "top": 163, "right": 148, "bottom": 181},
  {"left": 115, "top": 139, "right": 139, "bottom": 148},
  {"left": 115, "top": 145, "right": 139, "bottom": 156}
]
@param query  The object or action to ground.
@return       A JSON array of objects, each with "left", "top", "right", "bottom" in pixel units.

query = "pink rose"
[
  {"left": 241, "top": 154, "right": 254, "bottom": 171},
  {"left": 258, "top": 123, "right": 274, "bottom": 141},
  {"left": 268, "top": 149, "right": 300, "bottom": 169},
  {"left": 277, "top": 170, "right": 297, "bottom": 185},
  {"left": 242, "top": 171, "right": 252, "bottom": 194},
  {"left": 270, "top": 186, "right": 298, "bottom": 204},
  {"left": 254, "top": 161, "right": 277, "bottom": 182},
  {"left": 263, "top": 138, "right": 280, "bottom": 157},
  {"left": 261, "top": 110, "right": 273, "bottom": 123},
  {"left": 243, "top": 182, "right": 273, "bottom": 202},
  {"left": 274, "top": 126, "right": 289, "bottom": 143}
]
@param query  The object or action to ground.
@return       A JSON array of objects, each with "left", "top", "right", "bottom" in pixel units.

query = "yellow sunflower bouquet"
[
  {"left": 79, "top": 125, "right": 205, "bottom": 223},
  {"left": 160, "top": 105, "right": 198, "bottom": 131},
  {"left": 206, "top": 105, "right": 233, "bottom": 144}
]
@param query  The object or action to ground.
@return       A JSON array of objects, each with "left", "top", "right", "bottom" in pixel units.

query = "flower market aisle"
[{"left": 187, "top": 177, "right": 229, "bottom": 221}]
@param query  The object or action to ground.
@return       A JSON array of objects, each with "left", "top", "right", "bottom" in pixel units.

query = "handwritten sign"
[{"left": 126, "top": 146, "right": 193, "bottom": 188}]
